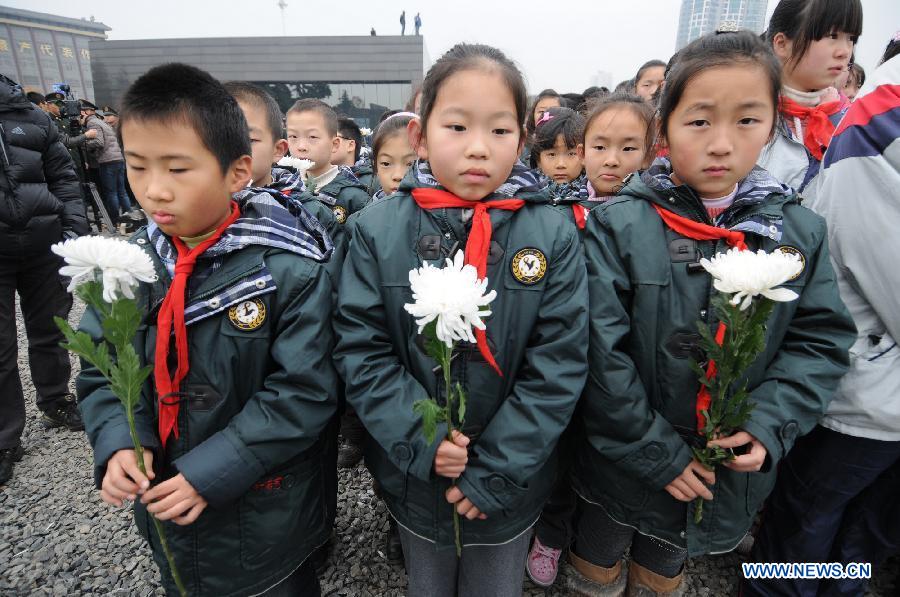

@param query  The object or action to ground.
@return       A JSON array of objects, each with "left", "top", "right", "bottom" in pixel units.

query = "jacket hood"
[
  {"left": 0, "top": 75, "right": 33, "bottom": 111},
  {"left": 147, "top": 188, "right": 333, "bottom": 265},
  {"left": 621, "top": 157, "right": 797, "bottom": 243},
  {"left": 399, "top": 159, "right": 551, "bottom": 203}
]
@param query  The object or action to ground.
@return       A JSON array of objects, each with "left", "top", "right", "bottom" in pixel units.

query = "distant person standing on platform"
[
  {"left": 415, "top": 12, "right": 421, "bottom": 35},
  {"left": 0, "top": 74, "right": 88, "bottom": 486},
  {"left": 81, "top": 100, "right": 134, "bottom": 223},
  {"left": 400, "top": 10, "right": 406, "bottom": 35},
  {"left": 371, "top": 27, "right": 376, "bottom": 36}
]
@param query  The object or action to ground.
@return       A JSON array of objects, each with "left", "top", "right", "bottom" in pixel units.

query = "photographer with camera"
[
  {"left": 80, "top": 99, "right": 136, "bottom": 222},
  {"left": 0, "top": 74, "right": 88, "bottom": 485},
  {"left": 27, "top": 91, "right": 98, "bottom": 158}
]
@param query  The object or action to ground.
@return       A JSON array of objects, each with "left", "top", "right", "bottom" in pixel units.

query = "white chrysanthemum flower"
[
  {"left": 700, "top": 248, "right": 803, "bottom": 310},
  {"left": 52, "top": 236, "right": 157, "bottom": 303},
  {"left": 360, "top": 127, "right": 373, "bottom": 137},
  {"left": 276, "top": 156, "right": 316, "bottom": 177},
  {"left": 404, "top": 251, "right": 497, "bottom": 347}
]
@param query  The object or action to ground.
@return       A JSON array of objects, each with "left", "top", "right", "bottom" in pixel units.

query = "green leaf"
[
  {"left": 102, "top": 298, "right": 142, "bottom": 348},
  {"left": 455, "top": 382, "right": 466, "bottom": 427},
  {"left": 75, "top": 281, "right": 111, "bottom": 318},
  {"left": 413, "top": 399, "right": 445, "bottom": 445}
]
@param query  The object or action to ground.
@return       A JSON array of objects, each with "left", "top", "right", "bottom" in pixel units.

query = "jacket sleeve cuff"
[
  {"left": 174, "top": 430, "right": 265, "bottom": 508},
  {"left": 741, "top": 418, "right": 791, "bottom": 473},
  {"left": 455, "top": 470, "right": 528, "bottom": 518},
  {"left": 405, "top": 422, "right": 447, "bottom": 482},
  {"left": 92, "top": 421, "right": 160, "bottom": 488}
]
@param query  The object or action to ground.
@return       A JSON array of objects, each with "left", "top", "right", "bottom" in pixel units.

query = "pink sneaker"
[{"left": 526, "top": 536, "right": 562, "bottom": 587}]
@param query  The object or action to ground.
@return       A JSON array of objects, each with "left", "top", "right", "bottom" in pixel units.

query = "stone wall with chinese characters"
[{"left": 0, "top": 23, "right": 97, "bottom": 101}]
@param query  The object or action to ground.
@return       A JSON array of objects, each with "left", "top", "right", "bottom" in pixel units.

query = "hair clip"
[
  {"left": 536, "top": 111, "right": 555, "bottom": 126},
  {"left": 715, "top": 21, "right": 740, "bottom": 34}
]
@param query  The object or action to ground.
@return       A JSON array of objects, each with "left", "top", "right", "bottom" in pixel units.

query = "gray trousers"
[{"left": 398, "top": 525, "right": 530, "bottom": 597}]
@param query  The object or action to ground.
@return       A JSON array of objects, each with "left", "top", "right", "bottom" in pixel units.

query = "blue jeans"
[
  {"left": 99, "top": 160, "right": 131, "bottom": 216},
  {"left": 745, "top": 425, "right": 900, "bottom": 597}
]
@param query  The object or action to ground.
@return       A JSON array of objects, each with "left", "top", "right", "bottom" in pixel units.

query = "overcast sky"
[{"left": 13, "top": 0, "right": 900, "bottom": 93}]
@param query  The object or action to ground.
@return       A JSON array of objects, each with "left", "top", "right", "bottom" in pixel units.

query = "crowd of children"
[{"left": 64, "top": 0, "right": 900, "bottom": 595}]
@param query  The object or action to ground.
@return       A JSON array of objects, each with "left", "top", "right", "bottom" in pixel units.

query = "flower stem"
[
  {"left": 442, "top": 342, "right": 463, "bottom": 558},
  {"left": 693, "top": 498, "right": 704, "bottom": 524},
  {"left": 126, "top": 406, "right": 187, "bottom": 597}
]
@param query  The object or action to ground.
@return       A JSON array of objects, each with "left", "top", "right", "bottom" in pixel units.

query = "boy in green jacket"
[{"left": 77, "top": 63, "right": 338, "bottom": 596}]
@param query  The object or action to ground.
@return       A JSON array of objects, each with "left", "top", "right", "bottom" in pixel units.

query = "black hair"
[
  {"left": 657, "top": 30, "right": 782, "bottom": 148},
  {"left": 26, "top": 91, "right": 45, "bottom": 105},
  {"left": 526, "top": 89, "right": 562, "bottom": 141},
  {"left": 287, "top": 98, "right": 339, "bottom": 137},
  {"left": 418, "top": 43, "right": 527, "bottom": 142},
  {"left": 561, "top": 93, "right": 585, "bottom": 110},
  {"left": 635, "top": 60, "right": 666, "bottom": 84},
  {"left": 337, "top": 117, "right": 363, "bottom": 162},
  {"left": 223, "top": 81, "right": 284, "bottom": 140},
  {"left": 583, "top": 93, "right": 655, "bottom": 161},
  {"left": 614, "top": 79, "right": 633, "bottom": 94},
  {"left": 847, "top": 62, "right": 866, "bottom": 88},
  {"left": 371, "top": 113, "right": 416, "bottom": 172},
  {"left": 881, "top": 35, "right": 900, "bottom": 66},
  {"left": 378, "top": 109, "right": 401, "bottom": 124},
  {"left": 404, "top": 83, "right": 423, "bottom": 113},
  {"left": 529, "top": 106, "right": 585, "bottom": 169},
  {"left": 766, "top": 0, "right": 863, "bottom": 68},
  {"left": 118, "top": 62, "right": 250, "bottom": 174},
  {"left": 580, "top": 86, "right": 611, "bottom": 114}
]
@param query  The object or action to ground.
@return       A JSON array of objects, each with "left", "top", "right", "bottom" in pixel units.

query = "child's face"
[
  {"left": 777, "top": 31, "right": 855, "bottom": 92},
  {"left": 333, "top": 134, "right": 357, "bottom": 167},
  {"left": 122, "top": 118, "right": 251, "bottom": 238},
  {"left": 533, "top": 97, "right": 560, "bottom": 126},
  {"left": 663, "top": 64, "right": 774, "bottom": 199},
  {"left": 636, "top": 67, "right": 665, "bottom": 102},
  {"left": 537, "top": 134, "right": 582, "bottom": 184},
  {"left": 238, "top": 100, "right": 287, "bottom": 188},
  {"left": 841, "top": 73, "right": 861, "bottom": 101},
  {"left": 410, "top": 68, "right": 523, "bottom": 201},
  {"left": 286, "top": 110, "right": 339, "bottom": 176},
  {"left": 376, "top": 131, "right": 416, "bottom": 195},
  {"left": 581, "top": 107, "right": 647, "bottom": 195}
]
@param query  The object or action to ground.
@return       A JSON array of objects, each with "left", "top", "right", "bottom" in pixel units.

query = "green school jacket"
[
  {"left": 572, "top": 174, "right": 855, "bottom": 556},
  {"left": 333, "top": 173, "right": 589, "bottom": 548},
  {"left": 77, "top": 225, "right": 338, "bottom": 596}
]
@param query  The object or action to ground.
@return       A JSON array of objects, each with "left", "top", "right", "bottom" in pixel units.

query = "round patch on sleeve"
[
  {"left": 228, "top": 298, "right": 267, "bottom": 330},
  {"left": 333, "top": 205, "right": 348, "bottom": 224},
  {"left": 776, "top": 245, "right": 806, "bottom": 280},
  {"left": 511, "top": 248, "right": 548, "bottom": 285}
]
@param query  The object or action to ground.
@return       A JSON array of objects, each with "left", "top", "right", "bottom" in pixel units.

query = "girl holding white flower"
[
  {"left": 333, "top": 43, "right": 588, "bottom": 597},
  {"left": 568, "top": 31, "right": 855, "bottom": 596}
]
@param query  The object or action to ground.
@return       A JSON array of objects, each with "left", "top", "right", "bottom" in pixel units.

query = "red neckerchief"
[
  {"left": 411, "top": 187, "right": 526, "bottom": 377},
  {"left": 779, "top": 96, "right": 844, "bottom": 161},
  {"left": 155, "top": 201, "right": 241, "bottom": 447},
  {"left": 652, "top": 204, "right": 747, "bottom": 432},
  {"left": 572, "top": 204, "right": 587, "bottom": 229}
]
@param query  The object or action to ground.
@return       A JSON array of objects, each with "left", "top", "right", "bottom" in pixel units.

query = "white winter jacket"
[{"left": 806, "top": 56, "right": 900, "bottom": 441}]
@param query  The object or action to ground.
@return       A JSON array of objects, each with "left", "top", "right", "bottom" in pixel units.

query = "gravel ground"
[{"left": 1, "top": 298, "right": 897, "bottom": 596}]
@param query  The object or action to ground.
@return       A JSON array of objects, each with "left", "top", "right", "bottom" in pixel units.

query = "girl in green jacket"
[
  {"left": 334, "top": 43, "right": 588, "bottom": 597},
  {"left": 568, "top": 30, "right": 855, "bottom": 596}
]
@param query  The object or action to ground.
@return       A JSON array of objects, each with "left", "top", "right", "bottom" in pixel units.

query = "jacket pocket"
[{"left": 238, "top": 455, "right": 326, "bottom": 570}]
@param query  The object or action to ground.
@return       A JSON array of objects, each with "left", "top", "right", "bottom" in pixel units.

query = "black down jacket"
[{"left": 0, "top": 74, "right": 86, "bottom": 256}]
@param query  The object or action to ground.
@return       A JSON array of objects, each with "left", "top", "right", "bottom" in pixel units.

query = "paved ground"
[{"left": 1, "top": 299, "right": 897, "bottom": 596}]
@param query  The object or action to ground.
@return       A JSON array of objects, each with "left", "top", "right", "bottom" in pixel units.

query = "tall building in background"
[
  {"left": 676, "top": 0, "right": 768, "bottom": 49},
  {"left": 0, "top": 6, "right": 109, "bottom": 100}
]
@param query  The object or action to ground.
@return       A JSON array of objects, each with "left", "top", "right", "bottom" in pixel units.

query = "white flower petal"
[
  {"left": 761, "top": 287, "right": 799, "bottom": 303},
  {"left": 702, "top": 247, "right": 802, "bottom": 310},
  {"left": 52, "top": 236, "right": 157, "bottom": 302}
]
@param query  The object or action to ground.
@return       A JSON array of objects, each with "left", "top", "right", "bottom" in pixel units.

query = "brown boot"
[
  {"left": 625, "top": 561, "right": 684, "bottom": 597},
  {"left": 564, "top": 551, "right": 627, "bottom": 597}
]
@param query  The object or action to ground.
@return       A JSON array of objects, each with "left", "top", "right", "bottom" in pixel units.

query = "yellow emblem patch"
[
  {"left": 333, "top": 205, "right": 348, "bottom": 224},
  {"left": 228, "top": 298, "right": 266, "bottom": 331},
  {"left": 511, "top": 248, "right": 547, "bottom": 285},
  {"left": 776, "top": 245, "right": 806, "bottom": 280}
]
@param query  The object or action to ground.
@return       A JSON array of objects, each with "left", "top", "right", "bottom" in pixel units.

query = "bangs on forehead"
[{"left": 803, "top": 0, "right": 863, "bottom": 39}]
